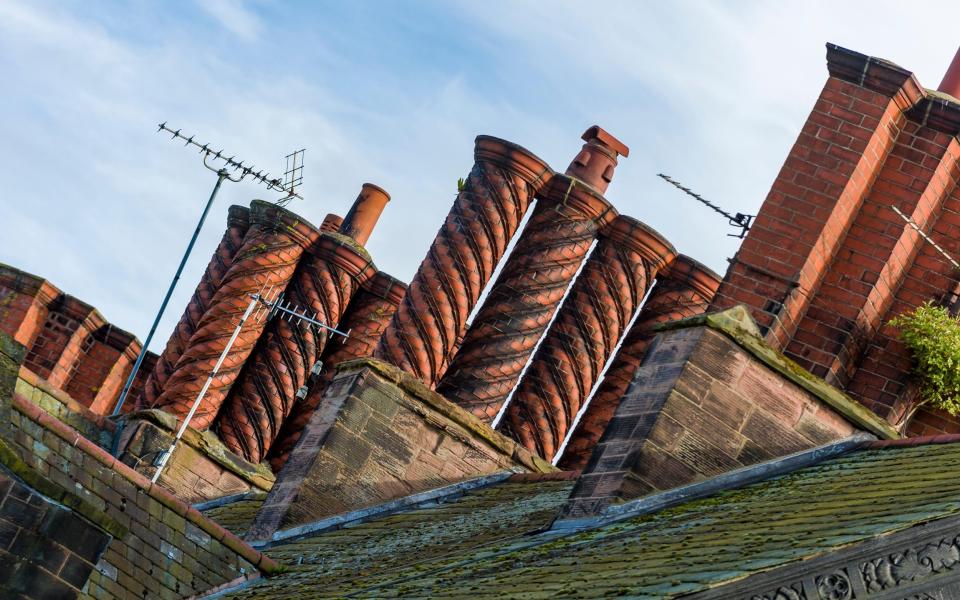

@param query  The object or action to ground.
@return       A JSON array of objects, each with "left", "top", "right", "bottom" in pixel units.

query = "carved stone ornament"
[{"left": 686, "top": 516, "right": 960, "bottom": 600}]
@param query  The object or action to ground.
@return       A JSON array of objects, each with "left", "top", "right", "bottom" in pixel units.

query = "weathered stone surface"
[
  {"left": 246, "top": 357, "right": 554, "bottom": 542},
  {"left": 116, "top": 410, "right": 274, "bottom": 504},
  {"left": 560, "top": 307, "right": 880, "bottom": 520}
]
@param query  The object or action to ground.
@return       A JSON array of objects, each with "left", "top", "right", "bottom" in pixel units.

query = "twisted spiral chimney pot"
[
  {"left": 373, "top": 136, "right": 553, "bottom": 387},
  {"left": 438, "top": 128, "right": 627, "bottom": 419},
  {"left": 142, "top": 205, "right": 250, "bottom": 408},
  {"left": 498, "top": 215, "right": 676, "bottom": 460},
  {"left": 153, "top": 201, "right": 321, "bottom": 430},
  {"left": 558, "top": 255, "right": 720, "bottom": 470}
]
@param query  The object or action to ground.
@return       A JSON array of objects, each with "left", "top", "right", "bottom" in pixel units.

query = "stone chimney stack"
[
  {"left": 267, "top": 271, "right": 407, "bottom": 471},
  {"left": 559, "top": 255, "right": 721, "bottom": 470}
]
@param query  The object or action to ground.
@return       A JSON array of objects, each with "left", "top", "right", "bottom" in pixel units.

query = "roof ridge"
[
  {"left": 550, "top": 432, "right": 876, "bottom": 533},
  {"left": 864, "top": 433, "right": 960, "bottom": 448}
]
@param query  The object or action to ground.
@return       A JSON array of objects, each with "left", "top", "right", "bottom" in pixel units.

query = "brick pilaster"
[{"left": 710, "top": 44, "right": 923, "bottom": 350}]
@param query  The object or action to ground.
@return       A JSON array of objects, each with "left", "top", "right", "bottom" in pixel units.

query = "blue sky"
[{"left": 3, "top": 0, "right": 960, "bottom": 351}]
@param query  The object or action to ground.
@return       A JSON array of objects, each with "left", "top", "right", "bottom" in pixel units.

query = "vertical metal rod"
[
  {"left": 151, "top": 296, "right": 257, "bottom": 483},
  {"left": 112, "top": 169, "right": 230, "bottom": 416}
]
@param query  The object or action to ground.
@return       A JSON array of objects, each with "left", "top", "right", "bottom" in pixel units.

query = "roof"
[
  {"left": 199, "top": 493, "right": 267, "bottom": 538},
  {"left": 215, "top": 441, "right": 960, "bottom": 598}
]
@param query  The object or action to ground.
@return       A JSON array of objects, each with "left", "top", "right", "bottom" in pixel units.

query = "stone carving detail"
[
  {"left": 861, "top": 537, "right": 960, "bottom": 593},
  {"left": 730, "top": 530, "right": 960, "bottom": 600},
  {"left": 815, "top": 570, "right": 853, "bottom": 600},
  {"left": 749, "top": 584, "right": 807, "bottom": 600}
]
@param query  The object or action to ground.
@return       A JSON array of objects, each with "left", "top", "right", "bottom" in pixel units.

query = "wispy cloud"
[
  {"left": 2, "top": 0, "right": 960, "bottom": 350},
  {"left": 197, "top": 0, "right": 262, "bottom": 40}
]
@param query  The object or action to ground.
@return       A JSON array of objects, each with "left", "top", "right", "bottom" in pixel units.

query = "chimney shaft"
[
  {"left": 339, "top": 184, "right": 390, "bottom": 246},
  {"left": 939, "top": 47, "right": 960, "bottom": 99}
]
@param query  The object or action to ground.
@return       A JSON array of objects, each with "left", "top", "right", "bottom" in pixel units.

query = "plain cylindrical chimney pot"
[
  {"left": 339, "top": 183, "right": 390, "bottom": 246},
  {"left": 939, "top": 47, "right": 960, "bottom": 99}
]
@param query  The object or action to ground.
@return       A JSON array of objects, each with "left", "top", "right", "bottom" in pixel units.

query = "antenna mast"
[
  {"left": 657, "top": 173, "right": 754, "bottom": 239},
  {"left": 112, "top": 123, "right": 307, "bottom": 416},
  {"left": 151, "top": 287, "right": 348, "bottom": 483}
]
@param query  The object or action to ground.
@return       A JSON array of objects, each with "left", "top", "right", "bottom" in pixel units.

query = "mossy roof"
[
  {"left": 199, "top": 493, "right": 267, "bottom": 538},
  {"left": 220, "top": 442, "right": 960, "bottom": 598}
]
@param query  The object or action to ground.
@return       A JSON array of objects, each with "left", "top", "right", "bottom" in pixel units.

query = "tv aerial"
[
  {"left": 112, "top": 123, "right": 307, "bottom": 416},
  {"left": 657, "top": 173, "right": 754, "bottom": 239}
]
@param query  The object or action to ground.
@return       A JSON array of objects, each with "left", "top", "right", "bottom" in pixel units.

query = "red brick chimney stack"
[
  {"left": 938, "top": 47, "right": 960, "bottom": 99},
  {"left": 566, "top": 126, "right": 630, "bottom": 194},
  {"left": 339, "top": 184, "right": 390, "bottom": 246},
  {"left": 153, "top": 202, "right": 321, "bottom": 430},
  {"left": 374, "top": 136, "right": 553, "bottom": 387},
  {"left": 215, "top": 186, "right": 384, "bottom": 463}
]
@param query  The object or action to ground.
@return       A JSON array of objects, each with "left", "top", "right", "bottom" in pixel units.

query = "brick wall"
[
  {"left": 560, "top": 307, "right": 894, "bottom": 520},
  {"left": 0, "top": 462, "right": 113, "bottom": 599},
  {"left": 5, "top": 395, "right": 280, "bottom": 599}
]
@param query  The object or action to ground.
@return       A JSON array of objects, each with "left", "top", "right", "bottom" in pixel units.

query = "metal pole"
[
  {"left": 151, "top": 296, "right": 257, "bottom": 483},
  {"left": 112, "top": 169, "right": 230, "bottom": 416}
]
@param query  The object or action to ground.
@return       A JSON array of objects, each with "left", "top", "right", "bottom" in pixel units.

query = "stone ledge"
[
  {"left": 124, "top": 409, "right": 275, "bottom": 491},
  {"left": 825, "top": 43, "right": 924, "bottom": 111},
  {"left": 655, "top": 305, "right": 899, "bottom": 440}
]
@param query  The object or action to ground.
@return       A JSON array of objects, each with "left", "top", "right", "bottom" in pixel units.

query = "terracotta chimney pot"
[
  {"left": 939, "top": 47, "right": 960, "bottom": 100},
  {"left": 565, "top": 125, "right": 630, "bottom": 194},
  {"left": 339, "top": 183, "right": 390, "bottom": 246},
  {"left": 320, "top": 213, "right": 344, "bottom": 233}
]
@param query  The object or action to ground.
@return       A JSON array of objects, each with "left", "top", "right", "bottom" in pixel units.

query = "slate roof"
[
  {"left": 199, "top": 493, "right": 267, "bottom": 538},
  {"left": 215, "top": 441, "right": 960, "bottom": 599}
]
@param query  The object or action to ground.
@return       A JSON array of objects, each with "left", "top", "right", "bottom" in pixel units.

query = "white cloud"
[
  {"left": 3, "top": 0, "right": 960, "bottom": 355},
  {"left": 196, "top": 0, "right": 262, "bottom": 40}
]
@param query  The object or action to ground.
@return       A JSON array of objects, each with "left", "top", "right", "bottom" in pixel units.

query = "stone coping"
[
  {"left": 654, "top": 305, "right": 900, "bottom": 440},
  {"left": 0, "top": 435, "right": 127, "bottom": 538},
  {"left": 9, "top": 392, "right": 283, "bottom": 575},
  {"left": 18, "top": 366, "right": 116, "bottom": 432},
  {"left": 335, "top": 358, "right": 557, "bottom": 474},
  {"left": 124, "top": 409, "right": 275, "bottom": 491}
]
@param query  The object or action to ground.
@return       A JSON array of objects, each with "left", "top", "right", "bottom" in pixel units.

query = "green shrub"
[{"left": 889, "top": 302, "right": 960, "bottom": 417}]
